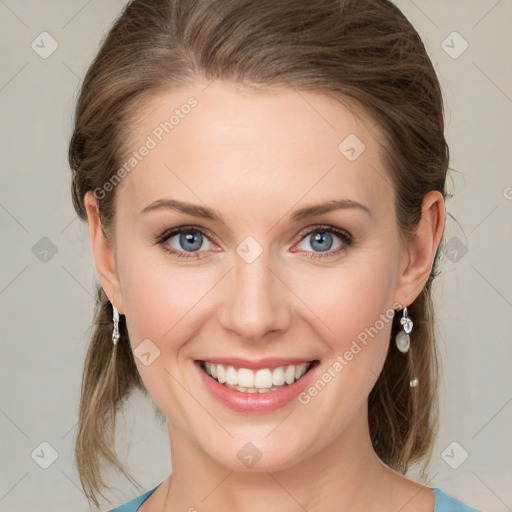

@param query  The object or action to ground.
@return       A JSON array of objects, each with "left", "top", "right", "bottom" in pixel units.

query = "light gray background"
[{"left": 1, "top": 0, "right": 511, "bottom": 510}]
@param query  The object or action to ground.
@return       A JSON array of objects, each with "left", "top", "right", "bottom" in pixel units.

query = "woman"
[{"left": 69, "top": 0, "right": 483, "bottom": 510}]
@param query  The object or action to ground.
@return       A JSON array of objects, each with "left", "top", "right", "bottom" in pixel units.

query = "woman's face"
[{"left": 87, "top": 80, "right": 431, "bottom": 472}]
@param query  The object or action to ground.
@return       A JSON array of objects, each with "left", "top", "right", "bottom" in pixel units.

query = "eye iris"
[
  {"left": 310, "top": 232, "right": 332, "bottom": 252},
  {"left": 180, "top": 231, "right": 202, "bottom": 251}
]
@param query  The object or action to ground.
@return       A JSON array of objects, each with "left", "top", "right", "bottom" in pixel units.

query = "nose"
[{"left": 218, "top": 250, "right": 292, "bottom": 342}]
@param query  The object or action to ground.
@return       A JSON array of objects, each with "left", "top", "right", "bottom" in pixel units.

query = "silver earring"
[
  {"left": 395, "top": 307, "right": 419, "bottom": 388},
  {"left": 395, "top": 306, "right": 419, "bottom": 388},
  {"left": 111, "top": 301, "right": 120, "bottom": 345},
  {"left": 395, "top": 306, "right": 412, "bottom": 353}
]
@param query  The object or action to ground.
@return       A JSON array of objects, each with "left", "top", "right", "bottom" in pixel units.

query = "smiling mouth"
[{"left": 198, "top": 360, "right": 319, "bottom": 393}]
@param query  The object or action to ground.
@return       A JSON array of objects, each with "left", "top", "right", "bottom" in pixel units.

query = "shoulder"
[
  {"left": 107, "top": 485, "right": 159, "bottom": 512},
  {"left": 433, "top": 488, "right": 484, "bottom": 512}
]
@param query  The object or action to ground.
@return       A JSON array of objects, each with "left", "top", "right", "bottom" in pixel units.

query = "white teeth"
[
  {"left": 217, "top": 364, "right": 226, "bottom": 384},
  {"left": 295, "top": 363, "right": 308, "bottom": 380},
  {"left": 272, "top": 367, "right": 285, "bottom": 386},
  {"left": 237, "top": 368, "right": 255, "bottom": 388},
  {"left": 254, "top": 368, "right": 273, "bottom": 388},
  {"left": 285, "top": 365, "right": 296, "bottom": 384},
  {"left": 202, "top": 361, "right": 313, "bottom": 392},
  {"left": 225, "top": 366, "right": 237, "bottom": 385}
]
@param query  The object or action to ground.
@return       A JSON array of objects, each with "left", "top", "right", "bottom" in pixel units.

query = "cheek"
[
  {"left": 114, "top": 241, "right": 192, "bottom": 381},
  {"left": 117, "top": 238, "right": 205, "bottom": 344},
  {"left": 293, "top": 252, "right": 397, "bottom": 401},
  {"left": 117, "top": 248, "right": 199, "bottom": 418},
  {"left": 265, "top": 255, "right": 397, "bottom": 456},
  {"left": 293, "top": 253, "right": 396, "bottom": 350},
  {"left": 115, "top": 240, "right": 229, "bottom": 406}
]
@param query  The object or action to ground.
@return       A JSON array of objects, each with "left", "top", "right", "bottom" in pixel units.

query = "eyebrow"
[{"left": 140, "top": 198, "right": 372, "bottom": 222}]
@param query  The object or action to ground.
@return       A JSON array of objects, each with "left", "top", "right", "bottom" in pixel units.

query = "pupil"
[
  {"left": 311, "top": 232, "right": 332, "bottom": 252},
  {"left": 181, "top": 232, "right": 202, "bottom": 251}
]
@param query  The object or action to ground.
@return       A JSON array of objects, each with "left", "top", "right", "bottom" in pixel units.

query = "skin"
[{"left": 85, "top": 79, "right": 445, "bottom": 512}]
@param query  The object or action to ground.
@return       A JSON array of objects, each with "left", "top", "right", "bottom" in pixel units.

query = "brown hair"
[{"left": 69, "top": 0, "right": 448, "bottom": 506}]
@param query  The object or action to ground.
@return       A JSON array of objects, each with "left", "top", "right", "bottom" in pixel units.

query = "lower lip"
[{"left": 195, "top": 360, "right": 319, "bottom": 413}]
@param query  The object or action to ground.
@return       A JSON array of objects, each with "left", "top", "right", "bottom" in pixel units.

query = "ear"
[
  {"left": 393, "top": 190, "right": 446, "bottom": 309},
  {"left": 84, "top": 191, "right": 124, "bottom": 314}
]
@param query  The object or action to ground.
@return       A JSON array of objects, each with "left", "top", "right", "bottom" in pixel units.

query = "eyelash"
[{"left": 153, "top": 224, "right": 353, "bottom": 260}]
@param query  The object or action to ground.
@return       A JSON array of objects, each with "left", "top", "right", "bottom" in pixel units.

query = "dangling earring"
[
  {"left": 111, "top": 301, "right": 120, "bottom": 345},
  {"left": 395, "top": 306, "right": 412, "bottom": 353},
  {"left": 395, "top": 306, "right": 418, "bottom": 387}
]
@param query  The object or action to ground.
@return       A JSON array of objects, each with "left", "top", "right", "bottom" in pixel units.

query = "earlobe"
[
  {"left": 393, "top": 191, "right": 446, "bottom": 307},
  {"left": 84, "top": 191, "right": 124, "bottom": 313}
]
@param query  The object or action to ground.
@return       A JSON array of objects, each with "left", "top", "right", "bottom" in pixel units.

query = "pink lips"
[{"left": 195, "top": 359, "right": 319, "bottom": 413}]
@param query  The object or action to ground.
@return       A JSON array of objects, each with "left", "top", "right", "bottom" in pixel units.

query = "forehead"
[{"left": 117, "top": 79, "right": 393, "bottom": 224}]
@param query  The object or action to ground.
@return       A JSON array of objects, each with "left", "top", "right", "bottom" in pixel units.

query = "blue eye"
[
  {"left": 174, "top": 231, "right": 203, "bottom": 252},
  {"left": 155, "top": 225, "right": 353, "bottom": 260},
  {"left": 293, "top": 226, "right": 352, "bottom": 259},
  {"left": 308, "top": 231, "right": 334, "bottom": 252},
  {"left": 157, "top": 227, "right": 214, "bottom": 258}
]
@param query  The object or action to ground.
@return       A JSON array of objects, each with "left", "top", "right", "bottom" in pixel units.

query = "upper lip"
[{"left": 196, "top": 357, "right": 317, "bottom": 370}]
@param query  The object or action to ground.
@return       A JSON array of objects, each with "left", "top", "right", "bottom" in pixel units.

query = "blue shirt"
[{"left": 107, "top": 484, "right": 484, "bottom": 511}]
